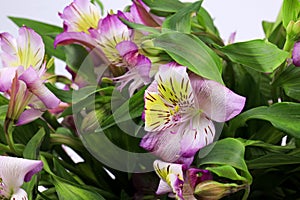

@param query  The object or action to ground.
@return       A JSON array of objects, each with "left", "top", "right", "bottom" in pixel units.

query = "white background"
[{"left": 0, "top": 0, "right": 282, "bottom": 42}]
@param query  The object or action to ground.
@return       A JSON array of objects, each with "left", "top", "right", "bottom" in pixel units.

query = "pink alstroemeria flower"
[
  {"left": 0, "top": 156, "right": 43, "bottom": 200},
  {"left": 55, "top": 2, "right": 152, "bottom": 93},
  {"left": 153, "top": 160, "right": 212, "bottom": 200},
  {"left": 292, "top": 41, "right": 300, "bottom": 66},
  {"left": 141, "top": 63, "right": 246, "bottom": 166},
  {"left": 0, "top": 27, "right": 60, "bottom": 126}
]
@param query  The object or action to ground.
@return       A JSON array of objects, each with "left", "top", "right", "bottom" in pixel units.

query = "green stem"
[
  {"left": 49, "top": 134, "right": 86, "bottom": 151},
  {"left": 4, "top": 120, "right": 17, "bottom": 154}
]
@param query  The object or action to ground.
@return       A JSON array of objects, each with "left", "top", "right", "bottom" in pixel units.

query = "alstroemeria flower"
[
  {"left": 153, "top": 160, "right": 212, "bottom": 200},
  {"left": 113, "top": 40, "right": 151, "bottom": 96},
  {"left": 0, "top": 156, "right": 43, "bottom": 200},
  {"left": 0, "top": 27, "right": 60, "bottom": 125},
  {"left": 141, "top": 63, "right": 245, "bottom": 165},
  {"left": 59, "top": 0, "right": 101, "bottom": 33}
]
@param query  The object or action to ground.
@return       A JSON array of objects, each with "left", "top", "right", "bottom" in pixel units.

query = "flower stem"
[{"left": 4, "top": 119, "right": 17, "bottom": 155}]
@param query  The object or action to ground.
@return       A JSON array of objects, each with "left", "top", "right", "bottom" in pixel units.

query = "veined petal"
[
  {"left": 190, "top": 74, "right": 246, "bottom": 122},
  {"left": 141, "top": 130, "right": 182, "bottom": 163},
  {"left": 0, "top": 32, "right": 19, "bottom": 67},
  {"left": 144, "top": 64, "right": 194, "bottom": 132},
  {"left": 179, "top": 116, "right": 215, "bottom": 158},
  {"left": 0, "top": 156, "right": 43, "bottom": 199},
  {"left": 59, "top": 0, "right": 101, "bottom": 33},
  {"left": 19, "top": 67, "right": 60, "bottom": 109},
  {"left": 92, "top": 12, "right": 132, "bottom": 64},
  {"left": 115, "top": 40, "right": 138, "bottom": 57},
  {"left": 0, "top": 67, "right": 17, "bottom": 92},
  {"left": 15, "top": 108, "right": 43, "bottom": 126},
  {"left": 153, "top": 160, "right": 184, "bottom": 200},
  {"left": 156, "top": 179, "right": 172, "bottom": 195},
  {"left": 17, "top": 27, "right": 45, "bottom": 69}
]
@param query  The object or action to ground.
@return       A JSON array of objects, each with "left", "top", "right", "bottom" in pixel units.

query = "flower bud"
[
  {"left": 286, "top": 20, "right": 300, "bottom": 41},
  {"left": 194, "top": 180, "right": 244, "bottom": 200},
  {"left": 292, "top": 41, "right": 300, "bottom": 66},
  {"left": 81, "top": 109, "right": 106, "bottom": 133},
  {"left": 141, "top": 39, "right": 163, "bottom": 56}
]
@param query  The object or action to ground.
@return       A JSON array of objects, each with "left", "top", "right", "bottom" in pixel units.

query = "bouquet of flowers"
[{"left": 1, "top": 0, "right": 300, "bottom": 199}]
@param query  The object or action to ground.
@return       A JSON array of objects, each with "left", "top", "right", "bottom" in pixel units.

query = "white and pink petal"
[{"left": 190, "top": 74, "right": 246, "bottom": 122}]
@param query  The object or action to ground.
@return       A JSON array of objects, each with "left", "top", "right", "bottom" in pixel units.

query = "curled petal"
[
  {"left": 190, "top": 74, "right": 246, "bottom": 122},
  {"left": 59, "top": 0, "right": 101, "bottom": 33},
  {"left": 116, "top": 40, "right": 138, "bottom": 57},
  {"left": 10, "top": 188, "right": 28, "bottom": 200},
  {"left": 0, "top": 67, "right": 17, "bottom": 92},
  {"left": 19, "top": 67, "right": 60, "bottom": 109},
  {"left": 15, "top": 108, "right": 43, "bottom": 126},
  {"left": 54, "top": 31, "right": 97, "bottom": 49},
  {"left": 292, "top": 41, "right": 300, "bottom": 67},
  {"left": 0, "top": 156, "right": 43, "bottom": 198}
]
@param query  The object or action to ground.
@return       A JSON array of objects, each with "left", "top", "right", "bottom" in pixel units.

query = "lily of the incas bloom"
[
  {"left": 0, "top": 156, "right": 43, "bottom": 200},
  {"left": 153, "top": 160, "right": 212, "bottom": 200},
  {"left": 141, "top": 63, "right": 245, "bottom": 166},
  {"left": 55, "top": 2, "right": 152, "bottom": 93},
  {"left": 113, "top": 41, "right": 151, "bottom": 96},
  {"left": 0, "top": 27, "right": 60, "bottom": 125}
]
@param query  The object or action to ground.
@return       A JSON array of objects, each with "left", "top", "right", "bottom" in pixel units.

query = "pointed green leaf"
[
  {"left": 197, "top": 138, "right": 252, "bottom": 183},
  {"left": 273, "top": 65, "right": 300, "bottom": 99},
  {"left": 142, "top": 0, "right": 184, "bottom": 14},
  {"left": 206, "top": 165, "right": 247, "bottom": 182},
  {"left": 229, "top": 102, "right": 300, "bottom": 138},
  {"left": 218, "top": 39, "right": 289, "bottom": 72},
  {"left": 282, "top": 0, "right": 300, "bottom": 28},
  {"left": 162, "top": 1, "right": 203, "bottom": 33},
  {"left": 153, "top": 32, "right": 223, "bottom": 83}
]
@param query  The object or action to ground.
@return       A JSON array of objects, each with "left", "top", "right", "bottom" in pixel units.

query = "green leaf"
[
  {"left": 41, "top": 156, "right": 106, "bottom": 200},
  {"left": 46, "top": 84, "right": 113, "bottom": 104},
  {"left": 8, "top": 16, "right": 63, "bottom": 34},
  {"left": 218, "top": 39, "right": 289, "bottom": 73},
  {"left": 273, "top": 65, "right": 300, "bottom": 99},
  {"left": 119, "top": 18, "right": 160, "bottom": 34},
  {"left": 196, "top": 7, "right": 220, "bottom": 36},
  {"left": 228, "top": 102, "right": 300, "bottom": 139},
  {"left": 153, "top": 32, "right": 223, "bottom": 83},
  {"left": 23, "top": 127, "right": 46, "bottom": 159},
  {"left": 0, "top": 94, "right": 9, "bottom": 106},
  {"left": 142, "top": 0, "right": 185, "bottom": 14},
  {"left": 206, "top": 165, "right": 247, "bottom": 182},
  {"left": 197, "top": 138, "right": 252, "bottom": 183},
  {"left": 282, "top": 0, "right": 300, "bottom": 28},
  {"left": 162, "top": 1, "right": 203, "bottom": 33},
  {"left": 101, "top": 86, "right": 146, "bottom": 129},
  {"left": 23, "top": 128, "right": 45, "bottom": 200}
]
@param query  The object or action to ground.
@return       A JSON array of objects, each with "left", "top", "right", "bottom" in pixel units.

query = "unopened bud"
[
  {"left": 194, "top": 180, "right": 244, "bottom": 200},
  {"left": 286, "top": 20, "right": 300, "bottom": 41},
  {"left": 141, "top": 39, "right": 163, "bottom": 56},
  {"left": 81, "top": 109, "right": 106, "bottom": 133}
]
